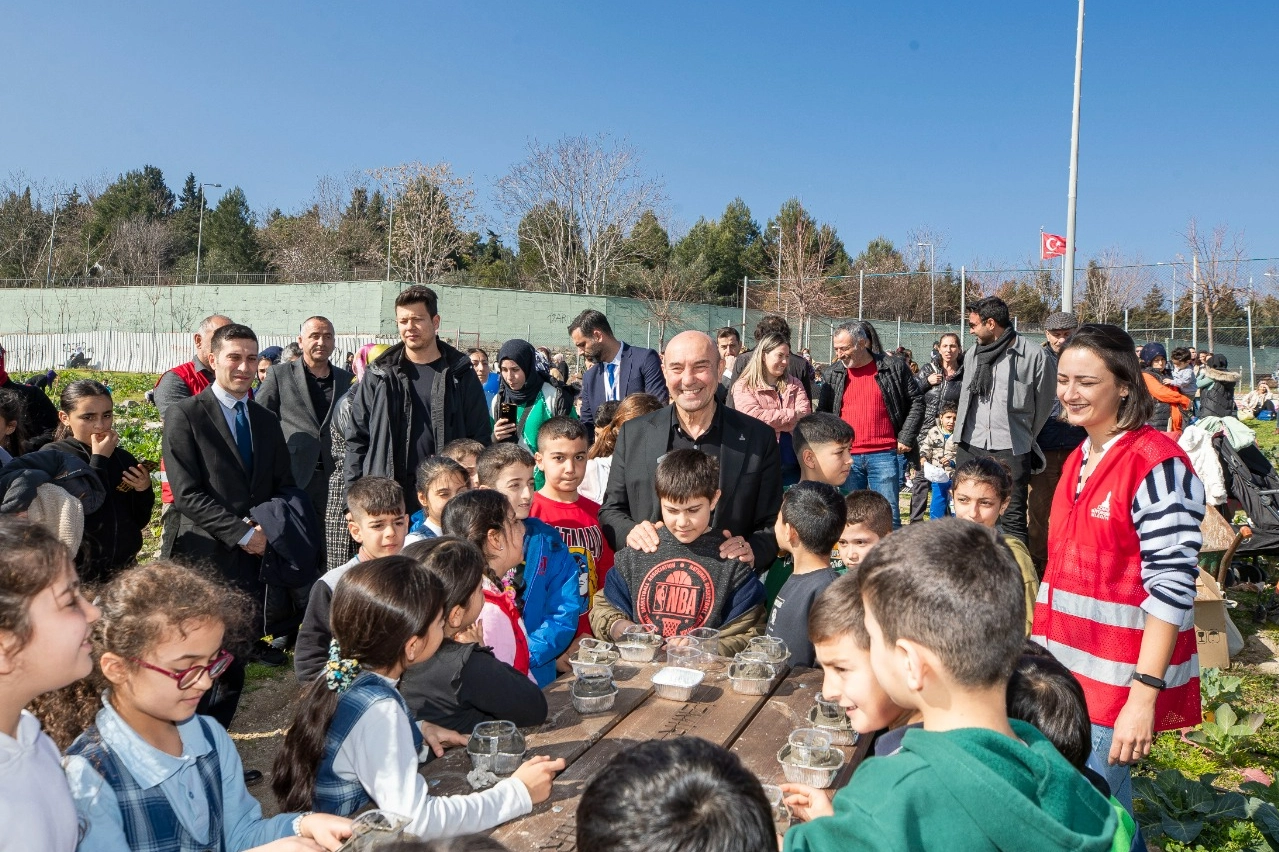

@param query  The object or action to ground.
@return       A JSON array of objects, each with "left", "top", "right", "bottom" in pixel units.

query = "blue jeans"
[
  {"left": 1090, "top": 724, "right": 1134, "bottom": 814},
  {"left": 844, "top": 450, "right": 902, "bottom": 528}
]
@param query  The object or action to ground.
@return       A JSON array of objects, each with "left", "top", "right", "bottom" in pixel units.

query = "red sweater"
[
  {"left": 1032, "top": 426, "right": 1200, "bottom": 730},
  {"left": 840, "top": 362, "right": 896, "bottom": 454}
]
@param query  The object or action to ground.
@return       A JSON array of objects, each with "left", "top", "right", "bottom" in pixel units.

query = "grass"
[{"left": 1135, "top": 411, "right": 1279, "bottom": 849}]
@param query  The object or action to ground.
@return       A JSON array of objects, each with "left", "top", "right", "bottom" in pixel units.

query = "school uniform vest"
[
  {"left": 66, "top": 717, "right": 225, "bottom": 852},
  {"left": 313, "top": 672, "right": 424, "bottom": 816},
  {"left": 158, "top": 362, "right": 212, "bottom": 504},
  {"left": 1032, "top": 425, "right": 1201, "bottom": 731}
]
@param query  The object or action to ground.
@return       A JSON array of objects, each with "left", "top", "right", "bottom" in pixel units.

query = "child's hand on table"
[
  {"left": 514, "top": 755, "right": 568, "bottom": 804},
  {"left": 780, "top": 783, "right": 834, "bottom": 822}
]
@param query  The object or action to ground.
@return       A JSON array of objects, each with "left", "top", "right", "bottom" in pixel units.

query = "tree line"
[{"left": 2, "top": 135, "right": 1269, "bottom": 344}]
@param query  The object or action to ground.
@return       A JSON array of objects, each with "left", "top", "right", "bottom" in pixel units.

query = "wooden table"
[{"left": 421, "top": 661, "right": 870, "bottom": 851}]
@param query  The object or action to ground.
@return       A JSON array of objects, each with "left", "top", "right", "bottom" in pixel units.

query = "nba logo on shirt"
[{"left": 1090, "top": 492, "right": 1112, "bottom": 521}]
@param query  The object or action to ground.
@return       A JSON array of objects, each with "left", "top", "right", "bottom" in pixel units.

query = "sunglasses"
[{"left": 132, "top": 648, "right": 234, "bottom": 689}]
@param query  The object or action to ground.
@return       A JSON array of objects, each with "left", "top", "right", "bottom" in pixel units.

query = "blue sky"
[{"left": 3, "top": 1, "right": 1276, "bottom": 275}]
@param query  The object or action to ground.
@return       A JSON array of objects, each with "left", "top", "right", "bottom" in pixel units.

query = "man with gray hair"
[
  {"left": 153, "top": 313, "right": 232, "bottom": 557},
  {"left": 256, "top": 316, "right": 352, "bottom": 521},
  {"left": 817, "top": 319, "right": 923, "bottom": 527}
]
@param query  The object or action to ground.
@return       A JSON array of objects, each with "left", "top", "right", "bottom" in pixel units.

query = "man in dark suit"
[
  {"left": 255, "top": 315, "right": 353, "bottom": 521},
  {"left": 569, "top": 309, "right": 668, "bottom": 440},
  {"left": 164, "top": 323, "right": 295, "bottom": 731},
  {"left": 599, "top": 330, "right": 782, "bottom": 570}
]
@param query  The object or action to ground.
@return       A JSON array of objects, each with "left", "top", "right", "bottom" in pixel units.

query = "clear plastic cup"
[
  {"left": 788, "top": 728, "right": 833, "bottom": 765},
  {"left": 685, "top": 626, "right": 722, "bottom": 658},
  {"left": 761, "top": 783, "right": 791, "bottom": 836},
  {"left": 666, "top": 645, "right": 704, "bottom": 669}
]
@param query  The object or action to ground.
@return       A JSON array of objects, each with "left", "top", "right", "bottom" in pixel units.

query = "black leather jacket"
[{"left": 817, "top": 352, "right": 925, "bottom": 449}]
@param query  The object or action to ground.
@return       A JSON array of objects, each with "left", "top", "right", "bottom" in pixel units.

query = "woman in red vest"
[{"left": 1031, "top": 324, "right": 1204, "bottom": 816}]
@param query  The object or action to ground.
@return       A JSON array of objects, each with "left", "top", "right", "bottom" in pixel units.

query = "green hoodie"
[{"left": 785, "top": 720, "right": 1116, "bottom": 852}]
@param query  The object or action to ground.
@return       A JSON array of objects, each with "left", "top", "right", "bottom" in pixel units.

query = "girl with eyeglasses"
[{"left": 57, "top": 560, "right": 354, "bottom": 851}]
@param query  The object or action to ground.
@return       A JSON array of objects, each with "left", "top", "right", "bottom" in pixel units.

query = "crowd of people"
[{"left": 0, "top": 283, "right": 1227, "bottom": 851}]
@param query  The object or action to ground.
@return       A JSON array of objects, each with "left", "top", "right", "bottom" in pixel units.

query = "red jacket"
[
  {"left": 157, "top": 361, "right": 212, "bottom": 504},
  {"left": 1032, "top": 426, "right": 1201, "bottom": 731}
]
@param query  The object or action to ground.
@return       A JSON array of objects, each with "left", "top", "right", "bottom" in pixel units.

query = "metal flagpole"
[{"left": 1062, "top": 0, "right": 1085, "bottom": 313}]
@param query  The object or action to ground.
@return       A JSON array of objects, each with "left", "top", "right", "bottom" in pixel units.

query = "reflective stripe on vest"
[{"left": 1032, "top": 426, "right": 1202, "bottom": 731}]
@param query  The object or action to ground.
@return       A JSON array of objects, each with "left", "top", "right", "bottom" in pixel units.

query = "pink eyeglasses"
[{"left": 132, "top": 649, "right": 235, "bottom": 689}]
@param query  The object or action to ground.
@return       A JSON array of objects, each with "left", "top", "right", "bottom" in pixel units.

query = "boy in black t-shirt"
[
  {"left": 590, "top": 450, "right": 766, "bottom": 656},
  {"left": 767, "top": 481, "right": 847, "bottom": 668}
]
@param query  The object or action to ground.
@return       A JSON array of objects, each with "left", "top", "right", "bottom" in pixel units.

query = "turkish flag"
[{"left": 1042, "top": 232, "right": 1066, "bottom": 259}]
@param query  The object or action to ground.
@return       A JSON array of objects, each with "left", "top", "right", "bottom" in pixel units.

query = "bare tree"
[
  {"left": 630, "top": 258, "right": 709, "bottom": 348},
  {"left": 495, "top": 135, "right": 666, "bottom": 295},
  {"left": 369, "top": 162, "right": 476, "bottom": 285},
  {"left": 1079, "top": 247, "right": 1151, "bottom": 324},
  {"left": 259, "top": 207, "right": 345, "bottom": 281},
  {"left": 1185, "top": 219, "right": 1247, "bottom": 350},
  {"left": 108, "top": 215, "right": 178, "bottom": 276},
  {"left": 771, "top": 205, "right": 842, "bottom": 340}
]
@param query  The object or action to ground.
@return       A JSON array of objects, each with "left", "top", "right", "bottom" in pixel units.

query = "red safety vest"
[
  {"left": 1032, "top": 425, "right": 1201, "bottom": 731},
  {"left": 157, "top": 361, "right": 212, "bottom": 504}
]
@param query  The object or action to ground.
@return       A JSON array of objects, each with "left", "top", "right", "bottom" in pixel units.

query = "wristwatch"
[{"left": 1132, "top": 672, "right": 1167, "bottom": 690}]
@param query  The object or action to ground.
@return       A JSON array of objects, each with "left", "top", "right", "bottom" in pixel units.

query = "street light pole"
[
  {"left": 194, "top": 182, "right": 221, "bottom": 285},
  {"left": 918, "top": 242, "right": 935, "bottom": 325},
  {"left": 386, "top": 191, "right": 395, "bottom": 281}
]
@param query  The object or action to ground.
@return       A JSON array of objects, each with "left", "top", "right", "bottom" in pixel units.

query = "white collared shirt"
[
  {"left": 604, "top": 343, "right": 626, "bottom": 401},
  {"left": 208, "top": 383, "right": 253, "bottom": 453}
]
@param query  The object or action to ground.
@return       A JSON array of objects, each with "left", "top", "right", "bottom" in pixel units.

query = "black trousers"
[{"left": 955, "top": 443, "right": 1033, "bottom": 545}]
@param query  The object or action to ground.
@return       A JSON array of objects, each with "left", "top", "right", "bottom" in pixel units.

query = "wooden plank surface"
[
  {"left": 424, "top": 660, "right": 658, "bottom": 797},
  {"left": 492, "top": 659, "right": 788, "bottom": 852},
  {"left": 728, "top": 666, "right": 829, "bottom": 783}
]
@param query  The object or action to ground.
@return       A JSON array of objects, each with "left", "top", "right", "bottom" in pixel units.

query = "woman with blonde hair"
[
  {"left": 732, "top": 332, "right": 811, "bottom": 484},
  {"left": 579, "top": 393, "right": 664, "bottom": 503}
]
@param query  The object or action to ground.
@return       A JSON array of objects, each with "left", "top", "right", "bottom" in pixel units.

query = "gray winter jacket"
[{"left": 343, "top": 340, "right": 491, "bottom": 503}]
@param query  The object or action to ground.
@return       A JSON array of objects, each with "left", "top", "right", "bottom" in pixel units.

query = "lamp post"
[
  {"left": 917, "top": 242, "right": 935, "bottom": 325},
  {"left": 772, "top": 221, "right": 783, "bottom": 315},
  {"left": 1156, "top": 261, "right": 1179, "bottom": 342},
  {"left": 194, "top": 182, "right": 221, "bottom": 285},
  {"left": 385, "top": 188, "right": 395, "bottom": 281},
  {"left": 46, "top": 188, "right": 77, "bottom": 287}
]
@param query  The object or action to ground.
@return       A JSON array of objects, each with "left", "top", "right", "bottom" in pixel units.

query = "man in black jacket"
[
  {"left": 163, "top": 323, "right": 295, "bottom": 728},
  {"left": 817, "top": 320, "right": 924, "bottom": 528},
  {"left": 255, "top": 315, "right": 353, "bottom": 521},
  {"left": 344, "top": 285, "right": 491, "bottom": 513},
  {"left": 599, "top": 330, "right": 782, "bottom": 570}
]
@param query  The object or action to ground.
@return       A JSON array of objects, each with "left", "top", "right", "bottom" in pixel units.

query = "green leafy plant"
[
  {"left": 1242, "top": 782, "right": 1279, "bottom": 848},
  {"left": 1203, "top": 668, "right": 1246, "bottom": 705},
  {"left": 1134, "top": 770, "right": 1249, "bottom": 843},
  {"left": 1186, "top": 703, "right": 1266, "bottom": 758}
]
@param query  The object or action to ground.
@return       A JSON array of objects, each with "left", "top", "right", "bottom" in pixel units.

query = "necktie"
[
  {"left": 233, "top": 401, "right": 253, "bottom": 470},
  {"left": 606, "top": 363, "right": 617, "bottom": 401}
]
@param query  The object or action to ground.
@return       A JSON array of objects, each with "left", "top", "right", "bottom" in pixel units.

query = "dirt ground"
[{"left": 230, "top": 668, "right": 302, "bottom": 818}]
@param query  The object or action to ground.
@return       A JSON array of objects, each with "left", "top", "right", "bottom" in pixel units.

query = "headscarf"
[
  {"left": 497, "top": 339, "right": 546, "bottom": 406},
  {"left": 0, "top": 344, "right": 9, "bottom": 386},
  {"left": 1139, "top": 342, "right": 1168, "bottom": 369},
  {"left": 353, "top": 343, "right": 390, "bottom": 382},
  {"left": 259, "top": 345, "right": 283, "bottom": 365}
]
